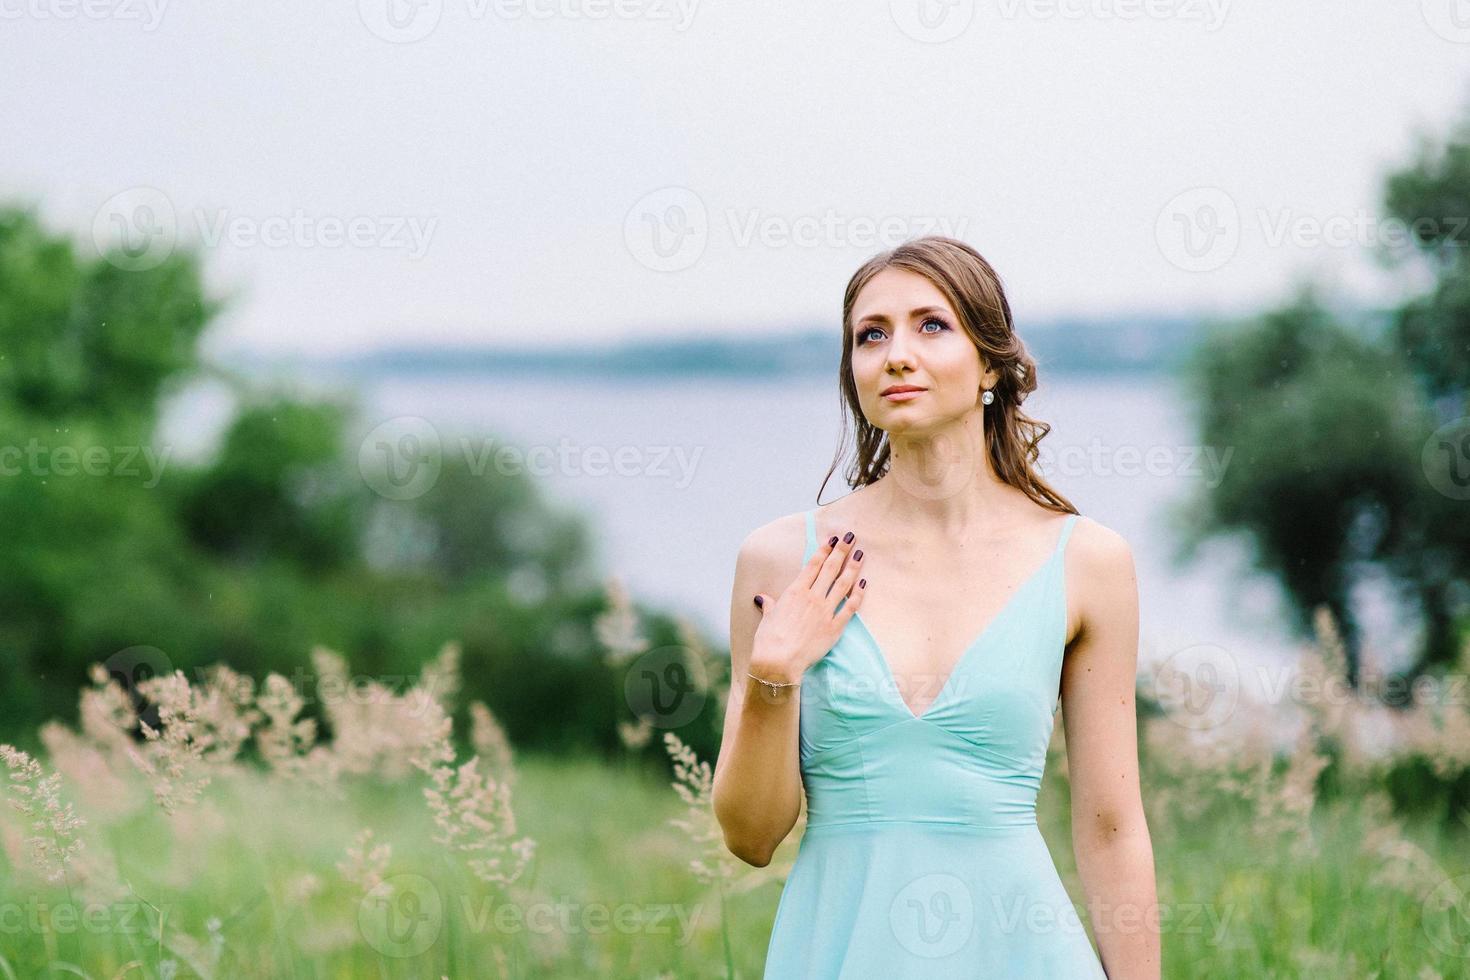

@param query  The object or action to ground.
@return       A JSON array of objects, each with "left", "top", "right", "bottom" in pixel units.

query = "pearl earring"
[{"left": 981, "top": 389, "right": 995, "bottom": 405}]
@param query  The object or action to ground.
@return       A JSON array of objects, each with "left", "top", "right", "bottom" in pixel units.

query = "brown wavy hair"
[{"left": 817, "top": 236, "right": 1077, "bottom": 515}]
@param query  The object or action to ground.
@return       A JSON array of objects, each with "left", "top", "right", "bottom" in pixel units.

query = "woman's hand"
[{"left": 748, "top": 528, "right": 867, "bottom": 684}]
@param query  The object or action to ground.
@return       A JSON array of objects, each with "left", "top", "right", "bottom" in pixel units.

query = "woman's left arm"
[{"left": 1059, "top": 520, "right": 1160, "bottom": 979}]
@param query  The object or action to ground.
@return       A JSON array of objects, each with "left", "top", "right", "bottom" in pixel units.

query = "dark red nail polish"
[
  {"left": 853, "top": 549, "right": 863, "bottom": 561},
  {"left": 828, "top": 535, "right": 838, "bottom": 547},
  {"left": 753, "top": 595, "right": 763, "bottom": 608},
  {"left": 843, "top": 531, "right": 854, "bottom": 544},
  {"left": 859, "top": 578, "right": 867, "bottom": 588}
]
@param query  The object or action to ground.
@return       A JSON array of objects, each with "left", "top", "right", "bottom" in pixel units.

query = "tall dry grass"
[
  {"left": 0, "top": 641, "right": 535, "bottom": 978},
  {"left": 0, "top": 582, "right": 1466, "bottom": 977}
]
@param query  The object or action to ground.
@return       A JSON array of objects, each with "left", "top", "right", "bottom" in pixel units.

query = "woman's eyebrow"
[{"left": 854, "top": 305, "right": 947, "bottom": 328}]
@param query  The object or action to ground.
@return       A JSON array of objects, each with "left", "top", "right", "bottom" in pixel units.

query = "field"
[{"left": 2, "top": 613, "right": 1469, "bottom": 979}]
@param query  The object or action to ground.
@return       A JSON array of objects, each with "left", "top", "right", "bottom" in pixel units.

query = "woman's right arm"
[{"left": 711, "top": 519, "right": 864, "bottom": 868}]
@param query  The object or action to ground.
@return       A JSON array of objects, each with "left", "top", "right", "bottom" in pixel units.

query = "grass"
[
  {"left": 0, "top": 752, "right": 735, "bottom": 979},
  {"left": 1, "top": 750, "right": 1466, "bottom": 978},
  {"left": 2, "top": 605, "right": 1468, "bottom": 978}
]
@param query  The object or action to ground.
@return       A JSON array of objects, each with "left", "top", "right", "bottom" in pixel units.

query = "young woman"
[{"left": 712, "top": 237, "right": 1160, "bottom": 978}]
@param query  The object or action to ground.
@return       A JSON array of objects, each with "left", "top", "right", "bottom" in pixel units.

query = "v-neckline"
[{"left": 843, "top": 519, "right": 1071, "bottom": 722}]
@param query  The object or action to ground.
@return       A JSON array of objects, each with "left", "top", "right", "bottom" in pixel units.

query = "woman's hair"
[{"left": 818, "top": 235, "right": 1077, "bottom": 515}]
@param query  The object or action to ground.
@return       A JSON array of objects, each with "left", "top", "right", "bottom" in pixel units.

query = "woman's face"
[{"left": 849, "top": 266, "right": 995, "bottom": 433}]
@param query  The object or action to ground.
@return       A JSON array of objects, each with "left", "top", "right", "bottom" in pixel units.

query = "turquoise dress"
[{"left": 762, "top": 508, "right": 1107, "bottom": 978}]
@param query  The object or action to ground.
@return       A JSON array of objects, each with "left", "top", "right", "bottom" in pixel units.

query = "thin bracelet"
[{"left": 747, "top": 669, "right": 801, "bottom": 691}]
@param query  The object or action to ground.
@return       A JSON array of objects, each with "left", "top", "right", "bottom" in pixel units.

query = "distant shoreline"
[{"left": 218, "top": 307, "right": 1393, "bottom": 380}]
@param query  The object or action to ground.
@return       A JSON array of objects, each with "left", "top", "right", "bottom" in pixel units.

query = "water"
[{"left": 163, "top": 369, "right": 1387, "bottom": 710}]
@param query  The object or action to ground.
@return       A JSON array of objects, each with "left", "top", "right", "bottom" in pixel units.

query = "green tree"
[
  {"left": 0, "top": 205, "right": 218, "bottom": 723},
  {"left": 1179, "top": 100, "right": 1470, "bottom": 687},
  {"left": 0, "top": 202, "right": 628, "bottom": 756},
  {"left": 176, "top": 395, "right": 366, "bottom": 572},
  {"left": 1176, "top": 285, "right": 1425, "bottom": 687},
  {"left": 0, "top": 205, "right": 219, "bottom": 426},
  {"left": 1374, "top": 104, "right": 1470, "bottom": 676}
]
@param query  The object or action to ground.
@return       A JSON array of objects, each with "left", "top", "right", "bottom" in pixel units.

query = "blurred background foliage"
[
  {"left": 1171, "top": 104, "right": 1470, "bottom": 697},
  {"left": 0, "top": 205, "right": 715, "bottom": 764}
]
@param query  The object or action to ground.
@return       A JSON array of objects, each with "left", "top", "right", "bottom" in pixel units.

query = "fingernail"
[
  {"left": 842, "top": 531, "right": 854, "bottom": 544},
  {"left": 828, "top": 535, "right": 838, "bottom": 547},
  {"left": 853, "top": 549, "right": 863, "bottom": 561},
  {"left": 753, "top": 595, "right": 763, "bottom": 608},
  {"left": 859, "top": 578, "right": 867, "bottom": 588}
]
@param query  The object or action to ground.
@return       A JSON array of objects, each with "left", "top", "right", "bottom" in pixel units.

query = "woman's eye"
[{"left": 857, "top": 318, "right": 947, "bottom": 344}]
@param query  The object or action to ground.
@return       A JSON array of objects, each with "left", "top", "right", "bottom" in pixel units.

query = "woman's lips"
[{"left": 881, "top": 389, "right": 925, "bottom": 401}]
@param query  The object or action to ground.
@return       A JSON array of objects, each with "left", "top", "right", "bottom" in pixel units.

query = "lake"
[{"left": 165, "top": 368, "right": 1409, "bottom": 714}]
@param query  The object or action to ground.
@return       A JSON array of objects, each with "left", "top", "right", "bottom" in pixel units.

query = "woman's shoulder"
[
  {"left": 1066, "top": 512, "right": 1135, "bottom": 577},
  {"left": 736, "top": 497, "right": 855, "bottom": 572},
  {"left": 736, "top": 508, "right": 815, "bottom": 569}
]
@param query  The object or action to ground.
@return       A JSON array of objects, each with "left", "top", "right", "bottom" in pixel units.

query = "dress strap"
[
  {"left": 1053, "top": 513, "right": 1080, "bottom": 559},
  {"left": 802, "top": 509, "right": 818, "bottom": 563}
]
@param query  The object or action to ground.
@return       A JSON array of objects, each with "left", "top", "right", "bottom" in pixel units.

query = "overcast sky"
[{"left": 4, "top": 2, "right": 1469, "bottom": 357}]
